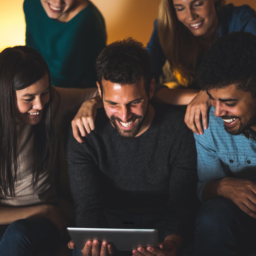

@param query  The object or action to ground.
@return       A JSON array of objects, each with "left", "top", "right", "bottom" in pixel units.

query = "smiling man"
[
  {"left": 194, "top": 32, "right": 256, "bottom": 256},
  {"left": 65, "top": 38, "right": 197, "bottom": 256}
]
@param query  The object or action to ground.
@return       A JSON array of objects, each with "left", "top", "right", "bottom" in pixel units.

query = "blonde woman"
[{"left": 147, "top": 0, "right": 256, "bottom": 134}]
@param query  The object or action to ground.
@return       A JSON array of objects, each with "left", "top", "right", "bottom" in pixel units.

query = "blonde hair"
[{"left": 157, "top": 0, "right": 225, "bottom": 86}]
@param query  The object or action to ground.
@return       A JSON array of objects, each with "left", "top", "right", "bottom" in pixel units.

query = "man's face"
[
  {"left": 97, "top": 78, "right": 154, "bottom": 137},
  {"left": 208, "top": 84, "right": 256, "bottom": 135}
]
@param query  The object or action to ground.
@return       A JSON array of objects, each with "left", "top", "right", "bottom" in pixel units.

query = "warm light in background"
[{"left": 0, "top": 0, "right": 255, "bottom": 52}]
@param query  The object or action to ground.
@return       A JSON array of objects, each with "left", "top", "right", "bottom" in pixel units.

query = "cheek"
[
  {"left": 176, "top": 12, "right": 186, "bottom": 24},
  {"left": 104, "top": 107, "right": 117, "bottom": 118},
  {"left": 16, "top": 100, "right": 30, "bottom": 114}
]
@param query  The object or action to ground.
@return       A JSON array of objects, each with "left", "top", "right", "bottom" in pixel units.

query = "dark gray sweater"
[{"left": 66, "top": 103, "right": 197, "bottom": 238}]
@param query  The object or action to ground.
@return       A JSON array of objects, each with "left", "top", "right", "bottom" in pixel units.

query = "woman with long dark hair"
[{"left": 0, "top": 46, "right": 97, "bottom": 255}]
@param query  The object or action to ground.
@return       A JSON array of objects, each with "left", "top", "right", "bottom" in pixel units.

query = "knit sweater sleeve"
[
  {"left": 166, "top": 127, "right": 198, "bottom": 238},
  {"left": 65, "top": 126, "right": 107, "bottom": 228}
]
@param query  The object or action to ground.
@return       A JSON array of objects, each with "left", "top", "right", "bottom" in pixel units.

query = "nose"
[
  {"left": 214, "top": 101, "right": 227, "bottom": 117},
  {"left": 33, "top": 97, "right": 43, "bottom": 111},
  {"left": 119, "top": 105, "right": 131, "bottom": 122},
  {"left": 187, "top": 8, "right": 198, "bottom": 21},
  {"left": 51, "top": 0, "right": 63, "bottom": 6}
]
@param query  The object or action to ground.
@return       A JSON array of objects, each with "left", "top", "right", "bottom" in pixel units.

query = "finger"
[
  {"left": 146, "top": 247, "right": 165, "bottom": 256},
  {"left": 87, "top": 117, "right": 95, "bottom": 132},
  {"left": 100, "top": 241, "right": 108, "bottom": 256},
  {"left": 91, "top": 240, "right": 100, "bottom": 256},
  {"left": 76, "top": 120, "right": 88, "bottom": 138},
  {"left": 185, "top": 107, "right": 199, "bottom": 134},
  {"left": 82, "top": 240, "right": 92, "bottom": 256},
  {"left": 71, "top": 121, "right": 84, "bottom": 143},
  {"left": 68, "top": 240, "right": 75, "bottom": 249},
  {"left": 82, "top": 117, "right": 92, "bottom": 134},
  {"left": 239, "top": 202, "right": 256, "bottom": 219},
  {"left": 194, "top": 107, "right": 203, "bottom": 134},
  {"left": 201, "top": 105, "right": 209, "bottom": 130},
  {"left": 132, "top": 249, "right": 148, "bottom": 256},
  {"left": 107, "top": 244, "right": 114, "bottom": 256}
]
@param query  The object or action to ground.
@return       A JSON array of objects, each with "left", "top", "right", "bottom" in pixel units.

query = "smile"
[
  {"left": 119, "top": 120, "right": 134, "bottom": 128},
  {"left": 189, "top": 21, "right": 204, "bottom": 30},
  {"left": 223, "top": 118, "right": 237, "bottom": 123},
  {"left": 28, "top": 112, "right": 40, "bottom": 116},
  {"left": 48, "top": 3, "right": 64, "bottom": 12}
]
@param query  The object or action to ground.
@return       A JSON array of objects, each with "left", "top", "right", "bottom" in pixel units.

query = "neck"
[{"left": 135, "top": 104, "right": 155, "bottom": 137}]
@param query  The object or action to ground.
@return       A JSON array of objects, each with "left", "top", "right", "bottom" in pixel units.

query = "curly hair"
[
  {"left": 197, "top": 32, "right": 256, "bottom": 97},
  {"left": 96, "top": 38, "right": 151, "bottom": 94}
]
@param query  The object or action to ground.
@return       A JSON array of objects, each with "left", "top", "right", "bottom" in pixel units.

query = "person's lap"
[
  {"left": 195, "top": 198, "right": 256, "bottom": 256},
  {"left": 0, "top": 217, "right": 60, "bottom": 256}
]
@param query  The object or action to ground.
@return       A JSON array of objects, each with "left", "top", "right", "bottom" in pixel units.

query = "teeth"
[
  {"left": 28, "top": 112, "right": 39, "bottom": 116},
  {"left": 49, "top": 4, "right": 62, "bottom": 11},
  {"left": 223, "top": 118, "right": 236, "bottom": 123},
  {"left": 190, "top": 22, "right": 202, "bottom": 28},
  {"left": 120, "top": 120, "right": 133, "bottom": 127}
]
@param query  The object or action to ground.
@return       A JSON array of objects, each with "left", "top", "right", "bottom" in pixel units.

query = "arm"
[
  {"left": 195, "top": 132, "right": 256, "bottom": 219},
  {"left": 65, "top": 126, "right": 107, "bottom": 228},
  {"left": 0, "top": 204, "right": 69, "bottom": 236}
]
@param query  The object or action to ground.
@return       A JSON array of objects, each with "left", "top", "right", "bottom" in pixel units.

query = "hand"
[
  {"left": 219, "top": 177, "right": 256, "bottom": 218},
  {"left": 184, "top": 90, "right": 211, "bottom": 134},
  {"left": 71, "top": 96, "right": 103, "bottom": 143},
  {"left": 132, "top": 235, "right": 182, "bottom": 256},
  {"left": 68, "top": 239, "right": 113, "bottom": 256}
]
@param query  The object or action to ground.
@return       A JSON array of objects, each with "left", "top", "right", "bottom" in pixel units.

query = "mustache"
[
  {"left": 110, "top": 115, "right": 142, "bottom": 123},
  {"left": 221, "top": 115, "right": 239, "bottom": 119}
]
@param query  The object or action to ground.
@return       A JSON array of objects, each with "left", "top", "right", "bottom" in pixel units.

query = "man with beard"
[
  {"left": 194, "top": 32, "right": 256, "bottom": 256},
  {"left": 65, "top": 38, "right": 197, "bottom": 256}
]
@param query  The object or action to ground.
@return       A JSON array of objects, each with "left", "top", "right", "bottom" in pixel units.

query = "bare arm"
[
  {"left": 202, "top": 177, "right": 256, "bottom": 219},
  {"left": 0, "top": 204, "right": 69, "bottom": 237},
  {"left": 153, "top": 87, "right": 198, "bottom": 105}
]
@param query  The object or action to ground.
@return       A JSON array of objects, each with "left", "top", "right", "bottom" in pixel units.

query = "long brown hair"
[
  {"left": 157, "top": 0, "right": 225, "bottom": 86},
  {"left": 0, "top": 46, "right": 54, "bottom": 197}
]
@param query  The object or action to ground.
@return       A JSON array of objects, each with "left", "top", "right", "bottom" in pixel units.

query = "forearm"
[
  {"left": 153, "top": 87, "right": 199, "bottom": 105},
  {"left": 0, "top": 204, "right": 49, "bottom": 225},
  {"left": 201, "top": 178, "right": 228, "bottom": 202}
]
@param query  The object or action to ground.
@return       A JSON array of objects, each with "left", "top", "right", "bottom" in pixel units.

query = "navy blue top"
[
  {"left": 146, "top": 4, "right": 256, "bottom": 87},
  {"left": 24, "top": 0, "right": 106, "bottom": 88}
]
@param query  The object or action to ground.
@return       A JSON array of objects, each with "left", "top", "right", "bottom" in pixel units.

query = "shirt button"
[
  {"left": 247, "top": 160, "right": 251, "bottom": 164},
  {"left": 229, "top": 159, "right": 233, "bottom": 163}
]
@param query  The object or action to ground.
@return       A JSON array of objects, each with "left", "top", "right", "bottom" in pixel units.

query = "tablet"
[{"left": 67, "top": 227, "right": 158, "bottom": 251}]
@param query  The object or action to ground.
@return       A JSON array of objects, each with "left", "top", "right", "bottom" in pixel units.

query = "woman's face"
[
  {"left": 40, "top": 0, "right": 78, "bottom": 20},
  {"left": 15, "top": 73, "right": 50, "bottom": 125},
  {"left": 173, "top": 0, "right": 218, "bottom": 38}
]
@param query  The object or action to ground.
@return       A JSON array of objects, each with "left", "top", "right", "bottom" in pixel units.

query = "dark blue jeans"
[
  {"left": 0, "top": 217, "right": 60, "bottom": 256},
  {"left": 195, "top": 198, "right": 256, "bottom": 256}
]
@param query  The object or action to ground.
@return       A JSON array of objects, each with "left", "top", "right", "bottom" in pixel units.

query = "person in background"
[
  {"left": 147, "top": 0, "right": 256, "bottom": 134},
  {"left": 24, "top": 0, "right": 106, "bottom": 88},
  {"left": 194, "top": 32, "right": 256, "bottom": 256},
  {"left": 0, "top": 45, "right": 97, "bottom": 256}
]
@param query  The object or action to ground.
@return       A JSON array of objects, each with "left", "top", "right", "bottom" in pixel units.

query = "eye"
[
  {"left": 23, "top": 98, "right": 33, "bottom": 102},
  {"left": 42, "top": 90, "right": 49, "bottom": 96},
  {"left": 130, "top": 101, "right": 140, "bottom": 105},
  {"left": 193, "top": 1, "right": 203, "bottom": 7},
  {"left": 225, "top": 103, "right": 236, "bottom": 107},
  {"left": 175, "top": 6, "right": 185, "bottom": 12}
]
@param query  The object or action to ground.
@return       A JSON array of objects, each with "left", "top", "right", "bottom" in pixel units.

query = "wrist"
[
  {"left": 164, "top": 234, "right": 183, "bottom": 248},
  {"left": 87, "top": 95, "right": 102, "bottom": 109},
  {"left": 217, "top": 177, "right": 233, "bottom": 197}
]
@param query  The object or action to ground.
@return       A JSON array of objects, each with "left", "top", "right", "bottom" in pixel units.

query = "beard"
[
  {"left": 222, "top": 114, "right": 256, "bottom": 135},
  {"left": 110, "top": 114, "right": 143, "bottom": 137},
  {"left": 109, "top": 105, "right": 149, "bottom": 138}
]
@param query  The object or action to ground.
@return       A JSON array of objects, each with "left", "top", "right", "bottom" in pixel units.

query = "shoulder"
[
  {"left": 218, "top": 4, "right": 256, "bottom": 35},
  {"left": 152, "top": 102, "right": 191, "bottom": 137}
]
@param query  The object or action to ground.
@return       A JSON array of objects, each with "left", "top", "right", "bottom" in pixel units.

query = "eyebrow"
[
  {"left": 22, "top": 87, "right": 50, "bottom": 97},
  {"left": 206, "top": 91, "right": 238, "bottom": 102},
  {"left": 104, "top": 98, "right": 143, "bottom": 105},
  {"left": 173, "top": 0, "right": 198, "bottom": 6}
]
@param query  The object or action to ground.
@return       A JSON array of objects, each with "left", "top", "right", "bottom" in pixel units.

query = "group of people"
[{"left": 1, "top": 0, "right": 256, "bottom": 256}]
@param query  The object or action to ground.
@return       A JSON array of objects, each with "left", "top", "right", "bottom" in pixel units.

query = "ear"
[
  {"left": 96, "top": 81, "right": 102, "bottom": 98},
  {"left": 148, "top": 78, "right": 155, "bottom": 100}
]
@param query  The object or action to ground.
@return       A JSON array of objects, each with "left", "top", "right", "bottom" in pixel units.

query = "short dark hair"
[
  {"left": 197, "top": 32, "right": 256, "bottom": 97},
  {"left": 95, "top": 38, "right": 151, "bottom": 94}
]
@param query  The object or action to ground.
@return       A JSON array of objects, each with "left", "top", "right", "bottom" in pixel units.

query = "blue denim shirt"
[
  {"left": 194, "top": 107, "right": 256, "bottom": 202},
  {"left": 146, "top": 4, "right": 256, "bottom": 85}
]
